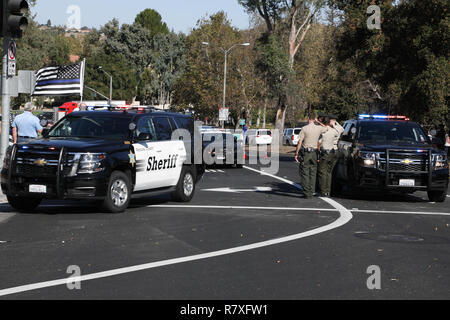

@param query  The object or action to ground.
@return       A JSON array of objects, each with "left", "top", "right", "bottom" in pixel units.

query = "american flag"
[{"left": 33, "top": 61, "right": 85, "bottom": 96}]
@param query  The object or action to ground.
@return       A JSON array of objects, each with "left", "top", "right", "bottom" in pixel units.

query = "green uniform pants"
[
  {"left": 318, "top": 152, "right": 339, "bottom": 195},
  {"left": 299, "top": 151, "right": 318, "bottom": 198}
]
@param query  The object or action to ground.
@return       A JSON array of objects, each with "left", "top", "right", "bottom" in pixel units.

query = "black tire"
[
  {"left": 7, "top": 196, "right": 41, "bottom": 213},
  {"left": 427, "top": 190, "right": 447, "bottom": 203},
  {"left": 173, "top": 166, "right": 196, "bottom": 202},
  {"left": 101, "top": 171, "right": 132, "bottom": 213}
]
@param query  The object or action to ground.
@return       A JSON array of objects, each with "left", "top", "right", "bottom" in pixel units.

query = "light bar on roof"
[{"left": 358, "top": 114, "right": 410, "bottom": 121}]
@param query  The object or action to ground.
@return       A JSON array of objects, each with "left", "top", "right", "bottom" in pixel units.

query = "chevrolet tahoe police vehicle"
[
  {"left": 333, "top": 115, "right": 448, "bottom": 202},
  {"left": 1, "top": 110, "right": 205, "bottom": 213}
]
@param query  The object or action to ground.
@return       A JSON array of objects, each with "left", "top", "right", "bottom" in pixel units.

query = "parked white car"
[
  {"left": 284, "top": 127, "right": 303, "bottom": 146},
  {"left": 283, "top": 128, "right": 293, "bottom": 145},
  {"left": 246, "top": 129, "right": 273, "bottom": 145}
]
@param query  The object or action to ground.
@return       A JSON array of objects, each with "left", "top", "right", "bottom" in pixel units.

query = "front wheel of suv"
[
  {"left": 173, "top": 166, "right": 196, "bottom": 202},
  {"left": 427, "top": 190, "right": 447, "bottom": 203},
  {"left": 101, "top": 171, "right": 132, "bottom": 213},
  {"left": 7, "top": 196, "right": 42, "bottom": 213}
]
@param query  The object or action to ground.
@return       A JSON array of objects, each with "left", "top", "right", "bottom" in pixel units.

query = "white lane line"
[
  {"left": 0, "top": 205, "right": 351, "bottom": 297},
  {"left": 0, "top": 166, "right": 353, "bottom": 298},
  {"left": 243, "top": 166, "right": 303, "bottom": 190},
  {"left": 149, "top": 205, "right": 339, "bottom": 212},
  {"left": 352, "top": 209, "right": 450, "bottom": 216}
]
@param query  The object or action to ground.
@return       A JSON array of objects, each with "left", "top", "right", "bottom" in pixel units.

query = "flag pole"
[{"left": 80, "top": 59, "right": 86, "bottom": 103}]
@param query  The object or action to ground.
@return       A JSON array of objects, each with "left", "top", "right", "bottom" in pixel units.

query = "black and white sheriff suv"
[{"left": 1, "top": 110, "right": 205, "bottom": 213}]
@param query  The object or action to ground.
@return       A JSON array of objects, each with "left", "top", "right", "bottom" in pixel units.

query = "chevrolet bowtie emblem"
[
  {"left": 34, "top": 159, "right": 47, "bottom": 167},
  {"left": 402, "top": 159, "right": 413, "bottom": 165}
]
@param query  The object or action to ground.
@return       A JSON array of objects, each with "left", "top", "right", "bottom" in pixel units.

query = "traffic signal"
[{"left": 1, "top": 0, "right": 29, "bottom": 38}]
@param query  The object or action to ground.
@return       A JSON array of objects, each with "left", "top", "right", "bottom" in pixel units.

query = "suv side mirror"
[{"left": 430, "top": 129, "right": 437, "bottom": 137}]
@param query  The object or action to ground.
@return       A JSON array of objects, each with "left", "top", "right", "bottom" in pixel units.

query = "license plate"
[
  {"left": 399, "top": 179, "right": 415, "bottom": 187},
  {"left": 216, "top": 156, "right": 225, "bottom": 160},
  {"left": 29, "top": 185, "right": 47, "bottom": 193}
]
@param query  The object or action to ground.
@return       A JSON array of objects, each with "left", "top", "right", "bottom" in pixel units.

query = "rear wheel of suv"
[
  {"left": 101, "top": 171, "right": 132, "bottom": 213},
  {"left": 7, "top": 196, "right": 42, "bottom": 213},
  {"left": 173, "top": 166, "right": 196, "bottom": 202},
  {"left": 427, "top": 190, "right": 447, "bottom": 203}
]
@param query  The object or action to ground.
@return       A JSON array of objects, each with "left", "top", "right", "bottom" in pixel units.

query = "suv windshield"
[
  {"left": 357, "top": 121, "right": 430, "bottom": 144},
  {"left": 49, "top": 115, "right": 131, "bottom": 140}
]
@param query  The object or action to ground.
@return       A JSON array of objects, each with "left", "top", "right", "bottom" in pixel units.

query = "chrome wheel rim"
[
  {"left": 183, "top": 173, "right": 194, "bottom": 197},
  {"left": 111, "top": 179, "right": 128, "bottom": 207}
]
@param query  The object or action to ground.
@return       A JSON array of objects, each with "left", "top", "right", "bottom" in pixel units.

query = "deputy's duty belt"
[
  {"left": 304, "top": 147, "right": 317, "bottom": 153},
  {"left": 321, "top": 149, "right": 336, "bottom": 154}
]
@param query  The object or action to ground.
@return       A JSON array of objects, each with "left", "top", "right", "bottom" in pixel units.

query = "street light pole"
[
  {"left": 98, "top": 66, "right": 112, "bottom": 105},
  {"left": 202, "top": 42, "right": 250, "bottom": 129},
  {"left": 222, "top": 50, "right": 228, "bottom": 129}
]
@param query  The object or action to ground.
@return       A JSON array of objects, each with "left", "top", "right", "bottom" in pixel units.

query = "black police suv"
[
  {"left": 334, "top": 115, "right": 448, "bottom": 202},
  {"left": 1, "top": 110, "right": 205, "bottom": 213}
]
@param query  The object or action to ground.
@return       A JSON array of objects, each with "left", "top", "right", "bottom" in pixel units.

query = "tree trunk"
[
  {"left": 263, "top": 100, "right": 267, "bottom": 129},
  {"left": 256, "top": 106, "right": 261, "bottom": 127}
]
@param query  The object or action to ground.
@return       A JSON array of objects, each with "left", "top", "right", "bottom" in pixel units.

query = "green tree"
[
  {"left": 330, "top": 0, "right": 449, "bottom": 129},
  {"left": 142, "top": 32, "right": 186, "bottom": 106},
  {"left": 102, "top": 19, "right": 153, "bottom": 101},
  {"left": 135, "top": 9, "right": 169, "bottom": 39},
  {"left": 173, "top": 12, "right": 248, "bottom": 123},
  {"left": 239, "top": 0, "right": 326, "bottom": 134},
  {"left": 84, "top": 52, "right": 138, "bottom": 102}
]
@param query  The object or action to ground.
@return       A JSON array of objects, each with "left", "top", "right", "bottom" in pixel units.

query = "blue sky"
[{"left": 32, "top": 0, "right": 251, "bottom": 33}]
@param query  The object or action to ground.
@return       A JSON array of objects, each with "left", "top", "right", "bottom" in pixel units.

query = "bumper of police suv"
[
  {"left": 1, "top": 146, "right": 110, "bottom": 200},
  {"left": 355, "top": 150, "right": 448, "bottom": 192}
]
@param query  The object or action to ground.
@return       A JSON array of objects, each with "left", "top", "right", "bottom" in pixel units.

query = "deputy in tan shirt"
[
  {"left": 295, "top": 113, "right": 328, "bottom": 199},
  {"left": 318, "top": 115, "right": 344, "bottom": 197},
  {"left": 319, "top": 119, "right": 344, "bottom": 151}
]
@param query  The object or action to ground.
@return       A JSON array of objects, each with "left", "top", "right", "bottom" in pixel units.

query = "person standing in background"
[{"left": 12, "top": 103, "right": 43, "bottom": 144}]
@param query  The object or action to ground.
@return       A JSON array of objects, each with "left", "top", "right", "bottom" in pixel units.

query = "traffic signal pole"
[
  {"left": 0, "top": 0, "right": 30, "bottom": 164},
  {"left": 1, "top": 36, "right": 12, "bottom": 164}
]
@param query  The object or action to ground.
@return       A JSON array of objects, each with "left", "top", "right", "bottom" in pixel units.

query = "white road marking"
[
  {"left": 150, "top": 204, "right": 339, "bottom": 212},
  {"left": 0, "top": 165, "right": 353, "bottom": 298},
  {"left": 352, "top": 209, "right": 450, "bottom": 216},
  {"left": 243, "top": 166, "right": 303, "bottom": 190},
  {"left": 202, "top": 187, "right": 273, "bottom": 193}
]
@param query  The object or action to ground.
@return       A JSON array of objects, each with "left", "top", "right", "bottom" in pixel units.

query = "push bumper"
[
  {"left": 1, "top": 169, "right": 109, "bottom": 200},
  {"left": 355, "top": 167, "right": 448, "bottom": 192}
]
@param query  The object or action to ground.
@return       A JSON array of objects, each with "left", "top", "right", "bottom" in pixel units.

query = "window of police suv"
[
  {"left": 49, "top": 114, "right": 131, "bottom": 140},
  {"left": 357, "top": 122, "right": 431, "bottom": 145}
]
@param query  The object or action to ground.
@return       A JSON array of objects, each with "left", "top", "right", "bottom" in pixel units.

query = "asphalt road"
[{"left": 0, "top": 157, "right": 449, "bottom": 300}]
